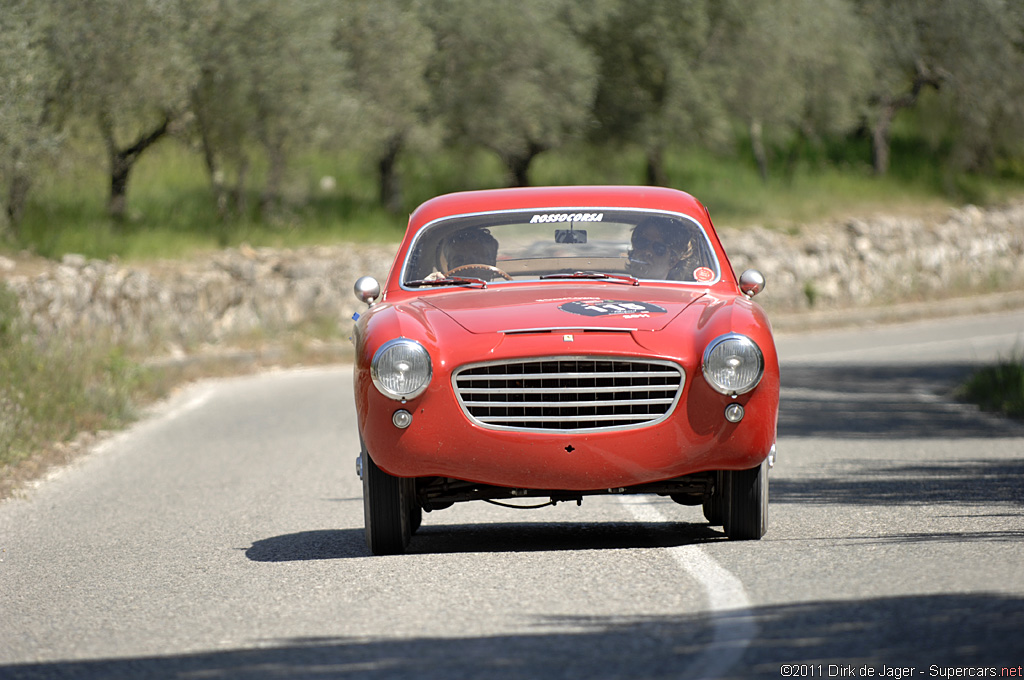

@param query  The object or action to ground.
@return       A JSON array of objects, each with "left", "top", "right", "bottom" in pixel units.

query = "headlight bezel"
[
  {"left": 701, "top": 333, "right": 765, "bottom": 396},
  {"left": 370, "top": 338, "right": 432, "bottom": 401}
]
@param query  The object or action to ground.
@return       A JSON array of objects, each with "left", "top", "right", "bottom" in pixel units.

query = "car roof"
[{"left": 407, "top": 186, "right": 711, "bottom": 230}]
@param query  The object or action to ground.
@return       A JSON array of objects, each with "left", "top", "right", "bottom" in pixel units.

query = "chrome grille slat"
[
  {"left": 453, "top": 357, "right": 684, "bottom": 432},
  {"left": 480, "top": 414, "right": 657, "bottom": 423},
  {"left": 461, "top": 398, "right": 676, "bottom": 408},
  {"left": 458, "top": 385, "right": 677, "bottom": 394},
  {"left": 457, "top": 370, "right": 680, "bottom": 381},
  {"left": 458, "top": 386, "right": 677, "bottom": 395}
]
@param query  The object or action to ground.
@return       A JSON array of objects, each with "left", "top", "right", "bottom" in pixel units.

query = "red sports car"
[{"left": 352, "top": 186, "right": 779, "bottom": 554}]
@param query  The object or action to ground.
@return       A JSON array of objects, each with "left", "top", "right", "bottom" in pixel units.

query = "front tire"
[
  {"left": 703, "top": 471, "right": 726, "bottom": 526},
  {"left": 724, "top": 460, "right": 769, "bottom": 540},
  {"left": 362, "top": 450, "right": 411, "bottom": 555},
  {"left": 405, "top": 477, "right": 422, "bottom": 535}
]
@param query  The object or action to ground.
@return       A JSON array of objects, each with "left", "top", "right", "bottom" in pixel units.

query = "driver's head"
[{"left": 437, "top": 227, "right": 499, "bottom": 273}]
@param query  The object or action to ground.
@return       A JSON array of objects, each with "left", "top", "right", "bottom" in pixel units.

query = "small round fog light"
[
  {"left": 392, "top": 409, "right": 413, "bottom": 429},
  {"left": 724, "top": 403, "right": 745, "bottom": 423}
]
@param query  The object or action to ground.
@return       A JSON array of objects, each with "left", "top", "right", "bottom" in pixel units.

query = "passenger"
[{"left": 627, "top": 217, "right": 704, "bottom": 281}]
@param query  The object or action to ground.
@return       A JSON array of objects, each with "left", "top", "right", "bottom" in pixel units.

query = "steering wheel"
[{"left": 447, "top": 264, "right": 513, "bottom": 281}]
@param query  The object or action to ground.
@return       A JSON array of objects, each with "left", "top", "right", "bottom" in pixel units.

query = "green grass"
[
  {"left": 959, "top": 354, "right": 1024, "bottom": 420},
  {"left": 0, "top": 283, "right": 162, "bottom": 469},
  {"left": 10, "top": 133, "right": 1024, "bottom": 263},
  {"left": 12, "top": 140, "right": 410, "bottom": 261}
]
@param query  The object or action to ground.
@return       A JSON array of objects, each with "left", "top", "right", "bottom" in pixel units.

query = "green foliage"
[
  {"left": 959, "top": 354, "right": 1024, "bottom": 420},
  {"left": 0, "top": 0, "right": 62, "bottom": 235},
  {"left": 854, "top": 0, "right": 1024, "bottom": 175},
  {"left": 422, "top": 0, "right": 598, "bottom": 185},
  {"left": 0, "top": 0, "right": 1022, "bottom": 251}
]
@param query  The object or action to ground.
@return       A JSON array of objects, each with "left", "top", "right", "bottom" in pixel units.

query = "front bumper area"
[{"left": 357, "top": 366, "right": 777, "bottom": 491}]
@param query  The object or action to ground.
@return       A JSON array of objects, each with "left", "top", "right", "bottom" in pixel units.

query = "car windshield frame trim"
[{"left": 399, "top": 206, "right": 721, "bottom": 292}]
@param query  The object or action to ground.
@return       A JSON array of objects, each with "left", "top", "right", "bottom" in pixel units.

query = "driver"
[{"left": 436, "top": 227, "right": 500, "bottom": 277}]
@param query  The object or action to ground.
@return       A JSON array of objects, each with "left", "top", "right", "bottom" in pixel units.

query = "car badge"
[{"left": 564, "top": 334, "right": 574, "bottom": 342}]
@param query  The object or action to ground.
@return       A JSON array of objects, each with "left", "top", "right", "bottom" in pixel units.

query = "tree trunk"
[
  {"left": 191, "top": 90, "right": 230, "bottom": 220},
  {"left": 871, "top": 106, "right": 894, "bottom": 176},
  {"left": 869, "top": 64, "right": 945, "bottom": 176},
  {"left": 102, "top": 113, "right": 171, "bottom": 222},
  {"left": 504, "top": 141, "right": 545, "bottom": 188},
  {"left": 750, "top": 119, "right": 769, "bottom": 182},
  {"left": 5, "top": 170, "right": 32, "bottom": 238},
  {"left": 260, "top": 139, "right": 287, "bottom": 219},
  {"left": 378, "top": 135, "right": 404, "bottom": 215},
  {"left": 232, "top": 159, "right": 250, "bottom": 220},
  {"left": 645, "top": 144, "right": 668, "bottom": 187}
]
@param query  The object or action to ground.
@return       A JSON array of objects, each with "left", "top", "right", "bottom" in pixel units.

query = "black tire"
[
  {"left": 703, "top": 471, "right": 726, "bottom": 526},
  {"left": 405, "top": 477, "right": 423, "bottom": 535},
  {"left": 724, "top": 460, "right": 769, "bottom": 540},
  {"left": 362, "top": 450, "right": 411, "bottom": 555}
]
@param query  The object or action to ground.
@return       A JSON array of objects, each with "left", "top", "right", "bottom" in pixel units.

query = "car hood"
[{"left": 421, "top": 284, "right": 709, "bottom": 334}]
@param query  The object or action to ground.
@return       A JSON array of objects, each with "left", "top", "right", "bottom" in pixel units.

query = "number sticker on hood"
[{"left": 559, "top": 299, "right": 667, "bottom": 318}]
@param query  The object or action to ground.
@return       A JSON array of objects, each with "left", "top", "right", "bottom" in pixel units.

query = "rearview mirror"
[{"left": 555, "top": 229, "right": 587, "bottom": 244}]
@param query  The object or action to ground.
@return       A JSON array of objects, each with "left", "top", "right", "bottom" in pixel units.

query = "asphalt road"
[{"left": 2, "top": 309, "right": 1023, "bottom": 679}]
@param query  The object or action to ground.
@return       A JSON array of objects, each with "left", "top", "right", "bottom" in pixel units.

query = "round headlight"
[
  {"left": 702, "top": 334, "right": 764, "bottom": 396},
  {"left": 371, "top": 338, "right": 432, "bottom": 400}
]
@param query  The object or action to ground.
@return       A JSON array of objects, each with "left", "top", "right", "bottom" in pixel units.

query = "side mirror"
[
  {"left": 739, "top": 269, "right": 765, "bottom": 298},
  {"left": 354, "top": 276, "right": 381, "bottom": 306}
]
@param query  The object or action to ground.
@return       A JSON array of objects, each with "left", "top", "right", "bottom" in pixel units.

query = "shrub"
[{"left": 959, "top": 355, "right": 1024, "bottom": 420}]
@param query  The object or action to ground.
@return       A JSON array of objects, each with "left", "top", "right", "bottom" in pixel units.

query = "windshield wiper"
[
  {"left": 406, "top": 276, "right": 487, "bottom": 289},
  {"left": 539, "top": 271, "right": 639, "bottom": 286}
]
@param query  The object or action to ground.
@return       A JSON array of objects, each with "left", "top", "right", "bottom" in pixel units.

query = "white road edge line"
[
  {"left": 159, "top": 387, "right": 214, "bottom": 424},
  {"left": 621, "top": 496, "right": 757, "bottom": 680}
]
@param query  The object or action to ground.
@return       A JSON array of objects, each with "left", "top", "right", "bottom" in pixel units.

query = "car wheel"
[
  {"left": 703, "top": 471, "right": 726, "bottom": 526},
  {"left": 362, "top": 450, "right": 411, "bottom": 555},
  {"left": 724, "top": 460, "right": 769, "bottom": 540},
  {"left": 405, "top": 478, "right": 423, "bottom": 535}
]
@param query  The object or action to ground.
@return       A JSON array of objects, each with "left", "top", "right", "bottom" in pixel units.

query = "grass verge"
[
  {"left": 0, "top": 284, "right": 158, "bottom": 475},
  {"left": 958, "top": 354, "right": 1024, "bottom": 420},
  {"left": 0, "top": 281, "right": 351, "bottom": 499}
]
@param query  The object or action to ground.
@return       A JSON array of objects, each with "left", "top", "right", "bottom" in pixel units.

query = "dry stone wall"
[
  {"left": 1, "top": 244, "right": 397, "bottom": 349},
  {"left": 2, "top": 201, "right": 1022, "bottom": 350},
  {"left": 724, "top": 202, "right": 1024, "bottom": 311}
]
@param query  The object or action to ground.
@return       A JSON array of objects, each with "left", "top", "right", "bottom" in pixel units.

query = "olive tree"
[
  {"left": 586, "top": 0, "right": 727, "bottom": 186},
  {"left": 334, "top": 0, "right": 435, "bottom": 213},
  {"left": 183, "top": 0, "right": 350, "bottom": 219},
  {"left": 422, "top": 0, "right": 598, "bottom": 187},
  {"left": 0, "top": 0, "right": 60, "bottom": 236},
  {"left": 44, "top": 0, "right": 194, "bottom": 222},
  {"left": 856, "top": 0, "right": 1024, "bottom": 175},
  {"left": 712, "top": 0, "right": 873, "bottom": 181}
]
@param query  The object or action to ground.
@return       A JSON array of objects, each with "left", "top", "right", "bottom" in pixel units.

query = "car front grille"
[{"left": 452, "top": 357, "right": 684, "bottom": 432}]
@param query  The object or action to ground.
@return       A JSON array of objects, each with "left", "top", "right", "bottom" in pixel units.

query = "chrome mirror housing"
[
  {"left": 739, "top": 269, "right": 766, "bottom": 298},
  {"left": 354, "top": 276, "right": 381, "bottom": 306}
]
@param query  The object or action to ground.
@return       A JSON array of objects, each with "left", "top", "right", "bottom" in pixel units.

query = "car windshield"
[{"left": 402, "top": 208, "right": 720, "bottom": 287}]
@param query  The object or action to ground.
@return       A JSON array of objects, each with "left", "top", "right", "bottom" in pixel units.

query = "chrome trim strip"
[{"left": 501, "top": 326, "right": 638, "bottom": 334}]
